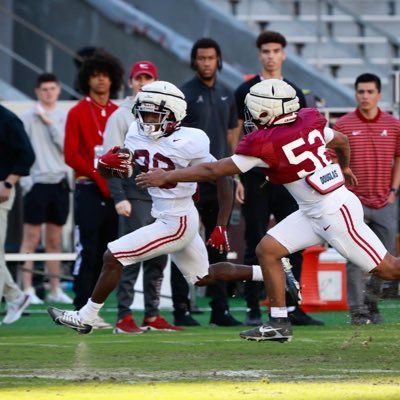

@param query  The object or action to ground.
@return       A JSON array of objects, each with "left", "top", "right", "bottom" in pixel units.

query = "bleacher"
[{"left": 209, "top": 0, "right": 400, "bottom": 106}]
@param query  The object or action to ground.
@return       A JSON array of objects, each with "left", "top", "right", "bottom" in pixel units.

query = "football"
[{"left": 97, "top": 147, "right": 135, "bottom": 179}]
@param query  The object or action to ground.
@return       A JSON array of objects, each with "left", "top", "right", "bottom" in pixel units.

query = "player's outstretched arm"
[
  {"left": 327, "top": 129, "right": 358, "bottom": 186},
  {"left": 136, "top": 157, "right": 241, "bottom": 188},
  {"left": 195, "top": 262, "right": 254, "bottom": 286}
]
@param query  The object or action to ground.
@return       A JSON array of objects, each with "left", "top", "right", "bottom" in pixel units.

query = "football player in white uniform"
[
  {"left": 47, "top": 81, "right": 266, "bottom": 334},
  {"left": 137, "top": 79, "right": 400, "bottom": 343}
]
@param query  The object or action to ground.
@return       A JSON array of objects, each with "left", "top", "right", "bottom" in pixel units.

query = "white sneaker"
[
  {"left": 47, "top": 288, "right": 73, "bottom": 304},
  {"left": 24, "top": 287, "right": 44, "bottom": 305},
  {"left": 91, "top": 316, "right": 112, "bottom": 329},
  {"left": 3, "top": 294, "right": 31, "bottom": 324}
]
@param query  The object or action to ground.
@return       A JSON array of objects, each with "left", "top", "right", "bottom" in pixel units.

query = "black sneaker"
[
  {"left": 350, "top": 312, "right": 371, "bottom": 325},
  {"left": 244, "top": 309, "right": 262, "bottom": 326},
  {"left": 366, "top": 301, "right": 383, "bottom": 324},
  {"left": 174, "top": 310, "right": 200, "bottom": 326},
  {"left": 240, "top": 317, "right": 293, "bottom": 342},
  {"left": 210, "top": 310, "right": 242, "bottom": 326},
  {"left": 288, "top": 308, "right": 325, "bottom": 326}
]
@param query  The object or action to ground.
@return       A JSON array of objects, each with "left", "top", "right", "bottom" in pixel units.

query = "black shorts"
[{"left": 23, "top": 179, "right": 70, "bottom": 225}]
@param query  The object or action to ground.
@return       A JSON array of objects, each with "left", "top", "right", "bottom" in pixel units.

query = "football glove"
[
  {"left": 282, "top": 257, "right": 302, "bottom": 306},
  {"left": 97, "top": 146, "right": 134, "bottom": 178},
  {"left": 207, "top": 225, "right": 230, "bottom": 254}
]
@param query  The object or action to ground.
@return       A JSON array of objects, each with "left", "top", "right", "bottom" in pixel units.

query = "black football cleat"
[{"left": 240, "top": 317, "right": 293, "bottom": 343}]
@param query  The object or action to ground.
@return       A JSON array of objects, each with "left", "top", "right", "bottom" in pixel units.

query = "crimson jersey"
[{"left": 235, "top": 108, "right": 330, "bottom": 184}]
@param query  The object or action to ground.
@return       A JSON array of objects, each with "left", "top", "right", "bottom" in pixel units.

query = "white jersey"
[{"left": 124, "top": 123, "right": 215, "bottom": 218}]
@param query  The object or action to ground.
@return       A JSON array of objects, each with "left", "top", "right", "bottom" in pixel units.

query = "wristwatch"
[
  {"left": 3, "top": 181, "right": 13, "bottom": 189},
  {"left": 390, "top": 187, "right": 398, "bottom": 195}
]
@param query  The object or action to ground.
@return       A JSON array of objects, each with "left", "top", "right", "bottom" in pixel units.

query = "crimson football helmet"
[{"left": 132, "top": 81, "right": 187, "bottom": 140}]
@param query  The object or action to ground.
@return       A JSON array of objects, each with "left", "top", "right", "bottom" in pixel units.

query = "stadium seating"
[{"left": 209, "top": 0, "right": 400, "bottom": 106}]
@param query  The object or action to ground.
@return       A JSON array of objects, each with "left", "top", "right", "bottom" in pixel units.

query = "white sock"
[
  {"left": 251, "top": 265, "right": 264, "bottom": 281},
  {"left": 270, "top": 307, "right": 288, "bottom": 318},
  {"left": 78, "top": 298, "right": 104, "bottom": 323}
]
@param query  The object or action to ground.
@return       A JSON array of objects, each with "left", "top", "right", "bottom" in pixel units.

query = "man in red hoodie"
[{"left": 64, "top": 50, "right": 123, "bottom": 328}]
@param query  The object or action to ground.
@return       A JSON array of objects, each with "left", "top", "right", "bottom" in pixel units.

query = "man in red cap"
[{"left": 129, "top": 60, "right": 157, "bottom": 87}]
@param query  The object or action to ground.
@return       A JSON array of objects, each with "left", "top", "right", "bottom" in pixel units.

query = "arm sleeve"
[
  {"left": 103, "top": 109, "right": 131, "bottom": 201},
  {"left": 64, "top": 108, "right": 96, "bottom": 181},
  {"left": 47, "top": 117, "right": 66, "bottom": 152},
  {"left": 7, "top": 114, "right": 35, "bottom": 176},
  {"left": 235, "top": 84, "right": 247, "bottom": 121},
  {"left": 323, "top": 127, "right": 335, "bottom": 144},
  {"left": 228, "top": 95, "right": 238, "bottom": 130},
  {"left": 231, "top": 154, "right": 266, "bottom": 172},
  {"left": 103, "top": 110, "right": 128, "bottom": 151},
  {"left": 64, "top": 109, "right": 83, "bottom": 171}
]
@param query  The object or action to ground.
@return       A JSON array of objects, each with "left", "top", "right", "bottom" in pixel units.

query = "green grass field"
[{"left": 1, "top": 295, "right": 400, "bottom": 399}]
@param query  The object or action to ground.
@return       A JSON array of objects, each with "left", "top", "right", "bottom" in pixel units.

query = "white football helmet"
[
  {"left": 133, "top": 81, "right": 187, "bottom": 140},
  {"left": 244, "top": 79, "right": 300, "bottom": 132}
]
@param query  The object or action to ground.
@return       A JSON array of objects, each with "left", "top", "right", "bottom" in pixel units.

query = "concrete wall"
[
  {"left": 11, "top": 0, "right": 194, "bottom": 99},
  {"left": 7, "top": 0, "right": 355, "bottom": 106}
]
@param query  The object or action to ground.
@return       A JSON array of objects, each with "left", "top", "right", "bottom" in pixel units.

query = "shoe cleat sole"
[{"left": 240, "top": 334, "right": 293, "bottom": 343}]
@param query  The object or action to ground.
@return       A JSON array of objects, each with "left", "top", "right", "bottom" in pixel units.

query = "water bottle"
[{"left": 94, "top": 144, "right": 104, "bottom": 168}]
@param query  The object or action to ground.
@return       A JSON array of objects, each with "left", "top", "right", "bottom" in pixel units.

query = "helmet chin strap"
[{"left": 268, "top": 112, "right": 298, "bottom": 126}]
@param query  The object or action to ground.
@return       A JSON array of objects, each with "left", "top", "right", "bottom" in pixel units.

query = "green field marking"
[{"left": 1, "top": 296, "right": 400, "bottom": 398}]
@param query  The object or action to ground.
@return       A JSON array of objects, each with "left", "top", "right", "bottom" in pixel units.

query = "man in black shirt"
[
  {"left": 179, "top": 38, "right": 241, "bottom": 326},
  {"left": 0, "top": 105, "right": 35, "bottom": 324},
  {"left": 235, "top": 31, "right": 324, "bottom": 326}
]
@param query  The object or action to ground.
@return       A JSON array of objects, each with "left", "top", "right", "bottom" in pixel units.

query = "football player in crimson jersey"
[
  {"left": 47, "top": 81, "right": 270, "bottom": 335},
  {"left": 137, "top": 79, "right": 400, "bottom": 343}
]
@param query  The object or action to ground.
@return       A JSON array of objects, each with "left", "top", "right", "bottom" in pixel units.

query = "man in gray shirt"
[{"left": 20, "top": 73, "right": 72, "bottom": 305}]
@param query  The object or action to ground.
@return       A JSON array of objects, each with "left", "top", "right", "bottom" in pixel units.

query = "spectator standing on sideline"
[
  {"left": 65, "top": 49, "right": 124, "bottom": 328},
  {"left": 180, "top": 38, "right": 241, "bottom": 326},
  {"left": 19, "top": 73, "right": 72, "bottom": 305},
  {"left": 48, "top": 80, "right": 239, "bottom": 334},
  {"left": 0, "top": 105, "right": 35, "bottom": 324},
  {"left": 334, "top": 73, "right": 400, "bottom": 325},
  {"left": 71, "top": 46, "right": 99, "bottom": 99},
  {"left": 103, "top": 60, "right": 181, "bottom": 333},
  {"left": 234, "top": 30, "right": 323, "bottom": 326},
  {"left": 136, "top": 79, "right": 400, "bottom": 343}
]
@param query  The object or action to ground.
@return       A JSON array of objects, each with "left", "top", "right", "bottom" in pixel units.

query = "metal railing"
[{"left": 0, "top": 3, "right": 81, "bottom": 98}]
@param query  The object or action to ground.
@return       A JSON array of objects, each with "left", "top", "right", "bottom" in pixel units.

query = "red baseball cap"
[{"left": 130, "top": 60, "right": 158, "bottom": 79}]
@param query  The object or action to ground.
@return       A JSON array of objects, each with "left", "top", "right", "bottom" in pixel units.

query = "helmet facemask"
[
  {"left": 134, "top": 101, "right": 178, "bottom": 140},
  {"left": 243, "top": 106, "right": 259, "bottom": 134},
  {"left": 132, "top": 81, "right": 187, "bottom": 140}
]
